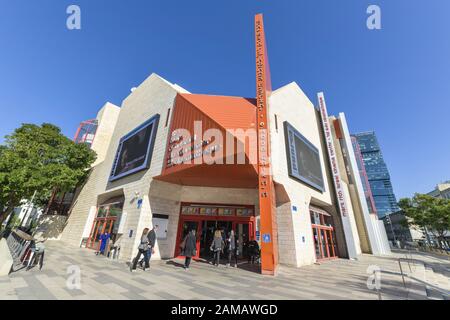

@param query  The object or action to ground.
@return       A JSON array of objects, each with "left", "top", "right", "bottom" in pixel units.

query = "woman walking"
[
  {"left": 226, "top": 230, "right": 238, "bottom": 268},
  {"left": 182, "top": 229, "right": 197, "bottom": 270},
  {"left": 130, "top": 228, "right": 150, "bottom": 271},
  {"left": 210, "top": 230, "right": 225, "bottom": 267}
]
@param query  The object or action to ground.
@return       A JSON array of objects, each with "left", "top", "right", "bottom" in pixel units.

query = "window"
[
  {"left": 310, "top": 209, "right": 333, "bottom": 227},
  {"left": 284, "top": 121, "right": 325, "bottom": 192},
  {"left": 165, "top": 108, "right": 171, "bottom": 128}
]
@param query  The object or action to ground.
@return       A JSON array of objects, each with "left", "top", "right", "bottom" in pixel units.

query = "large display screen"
[
  {"left": 284, "top": 121, "right": 325, "bottom": 192},
  {"left": 109, "top": 114, "right": 160, "bottom": 182}
]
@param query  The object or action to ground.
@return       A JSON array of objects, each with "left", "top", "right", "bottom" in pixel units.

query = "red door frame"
[
  {"left": 312, "top": 224, "right": 337, "bottom": 261},
  {"left": 175, "top": 203, "right": 256, "bottom": 259},
  {"left": 310, "top": 209, "right": 338, "bottom": 261},
  {"left": 86, "top": 205, "right": 118, "bottom": 251}
]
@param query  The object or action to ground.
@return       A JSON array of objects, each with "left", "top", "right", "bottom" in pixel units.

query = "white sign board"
[
  {"left": 317, "top": 92, "right": 358, "bottom": 259},
  {"left": 317, "top": 92, "right": 348, "bottom": 217},
  {"left": 117, "top": 211, "right": 127, "bottom": 234},
  {"left": 152, "top": 215, "right": 169, "bottom": 240},
  {"left": 81, "top": 206, "right": 97, "bottom": 238}
]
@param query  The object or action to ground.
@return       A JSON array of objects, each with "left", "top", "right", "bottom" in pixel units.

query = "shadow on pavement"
[{"left": 165, "top": 260, "right": 185, "bottom": 268}]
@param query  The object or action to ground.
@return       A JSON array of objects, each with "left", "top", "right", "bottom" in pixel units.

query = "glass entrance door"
[
  {"left": 88, "top": 219, "right": 104, "bottom": 249},
  {"left": 87, "top": 218, "right": 116, "bottom": 251},
  {"left": 176, "top": 203, "right": 256, "bottom": 260},
  {"left": 320, "top": 229, "right": 329, "bottom": 258},
  {"left": 87, "top": 202, "right": 122, "bottom": 251},
  {"left": 234, "top": 222, "right": 250, "bottom": 259},
  {"left": 312, "top": 226, "right": 337, "bottom": 260},
  {"left": 313, "top": 227, "right": 321, "bottom": 258},
  {"left": 200, "top": 221, "right": 215, "bottom": 259},
  {"left": 199, "top": 220, "right": 232, "bottom": 259},
  {"left": 310, "top": 208, "right": 338, "bottom": 261},
  {"left": 325, "top": 229, "right": 336, "bottom": 257}
]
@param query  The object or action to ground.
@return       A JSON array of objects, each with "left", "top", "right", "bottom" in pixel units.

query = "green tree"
[
  {"left": 398, "top": 194, "right": 450, "bottom": 248},
  {"left": 0, "top": 123, "right": 96, "bottom": 229}
]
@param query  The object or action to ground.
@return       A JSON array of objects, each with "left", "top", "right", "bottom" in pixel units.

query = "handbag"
[
  {"left": 180, "top": 237, "right": 186, "bottom": 250},
  {"left": 138, "top": 243, "right": 148, "bottom": 251},
  {"left": 138, "top": 239, "right": 149, "bottom": 251}
]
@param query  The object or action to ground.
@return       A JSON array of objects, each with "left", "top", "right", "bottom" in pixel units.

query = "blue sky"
[{"left": 0, "top": 0, "right": 449, "bottom": 199}]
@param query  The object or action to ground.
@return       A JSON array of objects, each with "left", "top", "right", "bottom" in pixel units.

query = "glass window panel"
[{"left": 97, "top": 206, "right": 108, "bottom": 218}]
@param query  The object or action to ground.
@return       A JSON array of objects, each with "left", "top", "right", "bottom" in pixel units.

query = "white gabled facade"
[{"left": 59, "top": 74, "right": 390, "bottom": 268}]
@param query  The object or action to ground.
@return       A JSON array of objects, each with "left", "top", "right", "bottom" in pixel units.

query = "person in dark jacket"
[
  {"left": 210, "top": 230, "right": 225, "bottom": 267},
  {"left": 139, "top": 225, "right": 158, "bottom": 269},
  {"left": 226, "top": 230, "right": 238, "bottom": 268},
  {"left": 182, "top": 229, "right": 197, "bottom": 270},
  {"left": 130, "top": 228, "right": 150, "bottom": 271},
  {"left": 148, "top": 225, "right": 157, "bottom": 248},
  {"left": 246, "top": 240, "right": 260, "bottom": 264}
]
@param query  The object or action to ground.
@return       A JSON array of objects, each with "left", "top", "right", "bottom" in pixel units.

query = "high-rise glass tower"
[{"left": 352, "top": 131, "right": 399, "bottom": 218}]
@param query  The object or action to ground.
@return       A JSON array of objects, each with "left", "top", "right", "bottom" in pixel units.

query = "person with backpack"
[
  {"left": 210, "top": 230, "right": 225, "bottom": 267},
  {"left": 130, "top": 228, "right": 150, "bottom": 272}
]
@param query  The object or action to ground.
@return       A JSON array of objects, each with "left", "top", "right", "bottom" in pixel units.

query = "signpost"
[{"left": 255, "top": 14, "right": 278, "bottom": 275}]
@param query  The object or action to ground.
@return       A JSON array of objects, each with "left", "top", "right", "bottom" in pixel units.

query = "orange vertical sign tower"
[{"left": 255, "top": 13, "right": 278, "bottom": 275}]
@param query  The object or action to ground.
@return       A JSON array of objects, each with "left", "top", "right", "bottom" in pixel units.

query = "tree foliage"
[
  {"left": 398, "top": 193, "right": 450, "bottom": 247},
  {"left": 0, "top": 123, "right": 96, "bottom": 226}
]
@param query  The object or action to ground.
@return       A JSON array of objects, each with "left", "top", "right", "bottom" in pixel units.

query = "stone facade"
[
  {"left": 59, "top": 73, "right": 390, "bottom": 268},
  {"left": 268, "top": 83, "right": 344, "bottom": 267}
]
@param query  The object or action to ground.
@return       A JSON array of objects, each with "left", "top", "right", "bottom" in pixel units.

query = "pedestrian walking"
[
  {"left": 247, "top": 239, "right": 260, "bottom": 264},
  {"left": 181, "top": 229, "right": 197, "bottom": 270},
  {"left": 139, "top": 224, "right": 158, "bottom": 269},
  {"left": 226, "top": 230, "right": 238, "bottom": 268},
  {"left": 130, "top": 228, "right": 150, "bottom": 271},
  {"left": 210, "top": 230, "right": 225, "bottom": 267}
]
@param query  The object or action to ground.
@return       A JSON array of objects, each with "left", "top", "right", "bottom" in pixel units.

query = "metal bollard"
[{"left": 398, "top": 260, "right": 406, "bottom": 288}]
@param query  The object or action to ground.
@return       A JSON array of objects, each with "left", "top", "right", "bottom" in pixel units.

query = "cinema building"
[{"left": 58, "top": 15, "right": 390, "bottom": 273}]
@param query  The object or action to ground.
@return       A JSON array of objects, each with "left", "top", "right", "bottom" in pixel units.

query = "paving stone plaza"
[{"left": 0, "top": 241, "right": 448, "bottom": 300}]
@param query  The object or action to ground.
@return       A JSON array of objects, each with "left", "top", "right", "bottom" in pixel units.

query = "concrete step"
[
  {"left": 405, "top": 263, "right": 428, "bottom": 300},
  {"left": 407, "top": 263, "right": 450, "bottom": 300}
]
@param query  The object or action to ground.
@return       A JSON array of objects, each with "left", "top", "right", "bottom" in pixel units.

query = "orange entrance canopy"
[{"left": 154, "top": 93, "right": 259, "bottom": 188}]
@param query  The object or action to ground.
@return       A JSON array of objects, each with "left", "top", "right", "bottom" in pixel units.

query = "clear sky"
[{"left": 0, "top": 0, "right": 449, "bottom": 199}]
